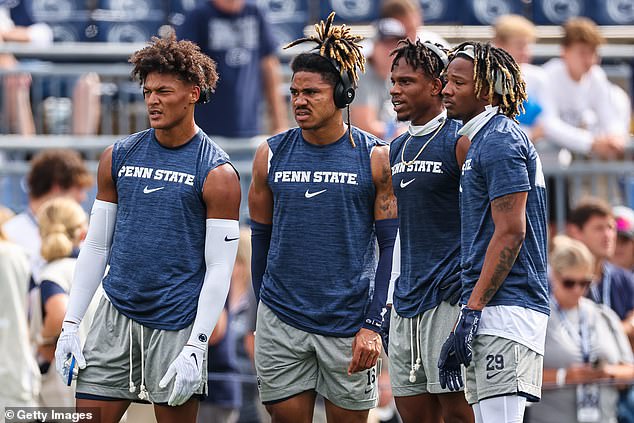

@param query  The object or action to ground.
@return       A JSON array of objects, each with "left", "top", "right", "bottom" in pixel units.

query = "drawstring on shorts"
[
  {"left": 128, "top": 323, "right": 149, "bottom": 400},
  {"left": 409, "top": 315, "right": 422, "bottom": 383}
]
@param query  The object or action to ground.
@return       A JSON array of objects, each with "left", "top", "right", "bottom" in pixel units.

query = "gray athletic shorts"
[
  {"left": 76, "top": 296, "right": 208, "bottom": 404},
  {"left": 254, "top": 302, "right": 378, "bottom": 411},
  {"left": 388, "top": 301, "right": 461, "bottom": 396},
  {"left": 464, "top": 335, "right": 543, "bottom": 405}
]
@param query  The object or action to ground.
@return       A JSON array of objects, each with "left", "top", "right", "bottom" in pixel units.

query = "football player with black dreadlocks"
[
  {"left": 387, "top": 38, "right": 474, "bottom": 423},
  {"left": 248, "top": 12, "right": 398, "bottom": 423},
  {"left": 438, "top": 41, "right": 549, "bottom": 423}
]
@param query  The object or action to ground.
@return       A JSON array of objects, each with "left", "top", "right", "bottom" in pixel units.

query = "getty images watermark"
[{"left": 4, "top": 407, "right": 100, "bottom": 422}]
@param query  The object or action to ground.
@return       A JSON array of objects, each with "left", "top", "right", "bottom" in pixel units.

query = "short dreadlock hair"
[
  {"left": 284, "top": 12, "right": 365, "bottom": 87},
  {"left": 449, "top": 41, "right": 527, "bottom": 120},
  {"left": 129, "top": 32, "right": 218, "bottom": 94},
  {"left": 284, "top": 12, "right": 366, "bottom": 146},
  {"left": 390, "top": 39, "right": 448, "bottom": 83}
]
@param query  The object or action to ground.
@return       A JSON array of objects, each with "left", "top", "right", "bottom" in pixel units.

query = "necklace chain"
[{"left": 400, "top": 118, "right": 447, "bottom": 166}]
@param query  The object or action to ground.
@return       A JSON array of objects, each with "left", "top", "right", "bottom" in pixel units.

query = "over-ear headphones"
[
  {"left": 197, "top": 88, "right": 212, "bottom": 104},
  {"left": 325, "top": 57, "right": 355, "bottom": 109}
]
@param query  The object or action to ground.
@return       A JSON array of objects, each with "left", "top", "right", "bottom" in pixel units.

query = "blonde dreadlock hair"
[
  {"left": 449, "top": 41, "right": 527, "bottom": 120},
  {"left": 284, "top": 12, "right": 366, "bottom": 146}
]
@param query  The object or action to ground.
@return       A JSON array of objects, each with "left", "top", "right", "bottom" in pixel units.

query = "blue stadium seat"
[
  {"left": 319, "top": 0, "right": 380, "bottom": 24},
  {"left": 257, "top": 0, "right": 309, "bottom": 46},
  {"left": 532, "top": 0, "right": 587, "bottom": 24},
  {"left": 50, "top": 21, "right": 96, "bottom": 42},
  {"left": 28, "top": 0, "right": 91, "bottom": 22},
  {"left": 169, "top": 0, "right": 207, "bottom": 14},
  {"left": 460, "top": 0, "right": 525, "bottom": 25},
  {"left": 591, "top": 0, "right": 634, "bottom": 24},
  {"left": 96, "top": 0, "right": 165, "bottom": 21},
  {"left": 418, "top": 0, "right": 459, "bottom": 24},
  {"left": 92, "top": 19, "right": 164, "bottom": 43}
]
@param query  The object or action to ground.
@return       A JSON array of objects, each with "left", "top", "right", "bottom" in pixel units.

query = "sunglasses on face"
[{"left": 561, "top": 278, "right": 593, "bottom": 289}]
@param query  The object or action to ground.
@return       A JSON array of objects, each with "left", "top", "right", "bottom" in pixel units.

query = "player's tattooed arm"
[
  {"left": 371, "top": 145, "right": 397, "bottom": 220},
  {"left": 466, "top": 191, "right": 528, "bottom": 310}
]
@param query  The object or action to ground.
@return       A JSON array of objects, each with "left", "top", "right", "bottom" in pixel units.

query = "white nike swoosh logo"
[
  {"left": 143, "top": 186, "right": 165, "bottom": 194},
  {"left": 305, "top": 189, "right": 327, "bottom": 198},
  {"left": 400, "top": 178, "right": 415, "bottom": 188}
]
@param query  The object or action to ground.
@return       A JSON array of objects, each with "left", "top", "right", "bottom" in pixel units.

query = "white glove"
[
  {"left": 159, "top": 344, "right": 205, "bottom": 406},
  {"left": 55, "top": 321, "right": 86, "bottom": 384}
]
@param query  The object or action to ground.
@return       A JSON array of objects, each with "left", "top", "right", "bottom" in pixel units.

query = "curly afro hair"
[{"left": 129, "top": 31, "right": 218, "bottom": 94}]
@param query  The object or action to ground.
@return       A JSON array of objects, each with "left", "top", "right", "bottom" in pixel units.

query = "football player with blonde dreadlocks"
[
  {"left": 438, "top": 41, "right": 549, "bottom": 423},
  {"left": 248, "top": 11, "right": 398, "bottom": 423}
]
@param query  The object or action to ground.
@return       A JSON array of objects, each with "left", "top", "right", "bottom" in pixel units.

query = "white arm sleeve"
[
  {"left": 387, "top": 229, "right": 400, "bottom": 305},
  {"left": 65, "top": 200, "right": 117, "bottom": 324},
  {"left": 186, "top": 219, "right": 239, "bottom": 349}
]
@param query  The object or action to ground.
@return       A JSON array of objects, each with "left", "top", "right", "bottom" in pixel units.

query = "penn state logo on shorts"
[
  {"left": 540, "top": 0, "right": 583, "bottom": 23},
  {"left": 329, "top": 0, "right": 373, "bottom": 20}
]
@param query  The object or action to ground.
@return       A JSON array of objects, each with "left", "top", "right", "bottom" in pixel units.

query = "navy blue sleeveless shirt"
[
  {"left": 261, "top": 127, "right": 384, "bottom": 337},
  {"left": 105, "top": 128, "right": 230, "bottom": 330},
  {"left": 389, "top": 119, "right": 463, "bottom": 317}
]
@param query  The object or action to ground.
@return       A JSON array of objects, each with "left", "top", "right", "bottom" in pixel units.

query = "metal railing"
[{"left": 1, "top": 135, "right": 633, "bottom": 228}]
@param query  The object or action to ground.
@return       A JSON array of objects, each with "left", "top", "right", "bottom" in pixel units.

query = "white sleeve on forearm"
[
  {"left": 187, "top": 219, "right": 239, "bottom": 349},
  {"left": 65, "top": 200, "right": 117, "bottom": 324},
  {"left": 387, "top": 229, "right": 400, "bottom": 305}
]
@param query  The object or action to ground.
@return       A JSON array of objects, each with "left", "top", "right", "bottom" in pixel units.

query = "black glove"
[
  {"left": 454, "top": 307, "right": 482, "bottom": 367},
  {"left": 380, "top": 306, "right": 391, "bottom": 355},
  {"left": 437, "top": 333, "right": 464, "bottom": 391},
  {"left": 438, "top": 271, "right": 462, "bottom": 306}
]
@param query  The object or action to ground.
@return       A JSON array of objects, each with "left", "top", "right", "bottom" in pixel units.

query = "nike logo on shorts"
[
  {"left": 224, "top": 236, "right": 239, "bottom": 242},
  {"left": 143, "top": 186, "right": 165, "bottom": 194},
  {"left": 305, "top": 189, "right": 327, "bottom": 198},
  {"left": 400, "top": 178, "right": 415, "bottom": 188},
  {"left": 486, "top": 371, "right": 501, "bottom": 380}
]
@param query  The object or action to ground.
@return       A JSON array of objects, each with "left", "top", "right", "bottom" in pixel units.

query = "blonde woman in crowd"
[
  {"left": 31, "top": 197, "right": 101, "bottom": 407},
  {"left": 0, "top": 205, "right": 40, "bottom": 410},
  {"left": 529, "top": 235, "right": 634, "bottom": 423}
]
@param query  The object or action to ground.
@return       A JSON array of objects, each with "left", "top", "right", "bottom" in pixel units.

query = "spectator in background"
[
  {"left": 529, "top": 235, "right": 634, "bottom": 423},
  {"left": 614, "top": 205, "right": 634, "bottom": 272},
  {"left": 199, "top": 305, "right": 241, "bottom": 423},
  {"left": 1, "top": 149, "right": 93, "bottom": 279},
  {"left": 0, "top": 205, "right": 40, "bottom": 410},
  {"left": 0, "top": 0, "right": 51, "bottom": 135},
  {"left": 177, "top": 0, "right": 288, "bottom": 139},
  {"left": 541, "top": 17, "right": 628, "bottom": 161},
  {"left": 30, "top": 197, "right": 101, "bottom": 408},
  {"left": 567, "top": 198, "right": 634, "bottom": 345},
  {"left": 351, "top": 18, "right": 407, "bottom": 141},
  {"left": 228, "top": 228, "right": 265, "bottom": 423},
  {"left": 1, "top": 1, "right": 101, "bottom": 136},
  {"left": 379, "top": 0, "right": 447, "bottom": 47}
]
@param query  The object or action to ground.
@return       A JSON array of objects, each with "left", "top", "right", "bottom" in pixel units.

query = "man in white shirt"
[{"left": 541, "top": 17, "right": 627, "bottom": 160}]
